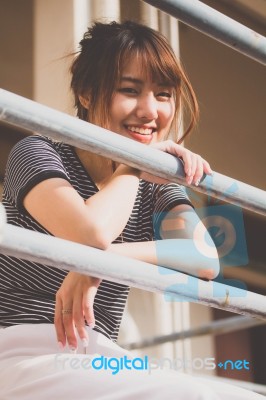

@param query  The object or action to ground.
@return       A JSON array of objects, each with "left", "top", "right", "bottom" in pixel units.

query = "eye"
[
  {"left": 118, "top": 87, "right": 138, "bottom": 95},
  {"left": 157, "top": 91, "right": 172, "bottom": 99}
]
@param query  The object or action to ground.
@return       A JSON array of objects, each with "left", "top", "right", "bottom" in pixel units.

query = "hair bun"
[{"left": 81, "top": 21, "right": 120, "bottom": 45}]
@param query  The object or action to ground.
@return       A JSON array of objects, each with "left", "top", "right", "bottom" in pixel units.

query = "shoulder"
[
  {"left": 137, "top": 179, "right": 193, "bottom": 212},
  {"left": 6, "top": 135, "right": 69, "bottom": 172},
  {"left": 139, "top": 180, "right": 190, "bottom": 201},
  {"left": 154, "top": 182, "right": 190, "bottom": 198},
  {"left": 150, "top": 181, "right": 193, "bottom": 212},
  {"left": 8, "top": 135, "right": 62, "bottom": 158},
  {"left": 3, "top": 135, "right": 71, "bottom": 208}
]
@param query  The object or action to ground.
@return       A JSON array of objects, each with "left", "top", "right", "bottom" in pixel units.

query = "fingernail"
[
  {"left": 69, "top": 346, "right": 77, "bottom": 354},
  {"left": 89, "top": 322, "right": 95, "bottom": 328},
  {"left": 82, "top": 338, "right": 89, "bottom": 347},
  {"left": 58, "top": 341, "right": 64, "bottom": 350},
  {"left": 195, "top": 179, "right": 200, "bottom": 186}
]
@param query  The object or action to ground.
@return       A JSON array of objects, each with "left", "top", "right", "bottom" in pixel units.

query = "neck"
[{"left": 75, "top": 148, "right": 115, "bottom": 189}]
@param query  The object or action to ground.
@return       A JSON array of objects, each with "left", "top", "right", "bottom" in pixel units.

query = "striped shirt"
[{"left": 0, "top": 135, "right": 192, "bottom": 341}]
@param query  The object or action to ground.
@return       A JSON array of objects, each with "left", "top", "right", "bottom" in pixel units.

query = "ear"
[{"left": 78, "top": 95, "right": 90, "bottom": 109}]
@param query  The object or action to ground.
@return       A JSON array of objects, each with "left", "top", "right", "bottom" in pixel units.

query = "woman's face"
[{"left": 108, "top": 59, "right": 176, "bottom": 144}]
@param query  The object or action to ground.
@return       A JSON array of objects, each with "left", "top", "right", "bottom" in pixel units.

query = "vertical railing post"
[{"left": 0, "top": 204, "right": 6, "bottom": 243}]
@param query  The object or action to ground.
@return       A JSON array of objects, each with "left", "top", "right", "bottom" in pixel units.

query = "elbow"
[
  {"left": 196, "top": 242, "right": 220, "bottom": 280},
  {"left": 84, "top": 224, "right": 113, "bottom": 251},
  {"left": 199, "top": 256, "right": 220, "bottom": 281},
  {"left": 95, "top": 238, "right": 111, "bottom": 251},
  {"left": 198, "top": 263, "right": 220, "bottom": 280}
]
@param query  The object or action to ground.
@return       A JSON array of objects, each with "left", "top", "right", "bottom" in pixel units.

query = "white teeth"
[{"left": 127, "top": 126, "right": 153, "bottom": 135}]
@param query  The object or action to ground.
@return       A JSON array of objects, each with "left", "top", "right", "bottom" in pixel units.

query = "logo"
[
  {"left": 153, "top": 177, "right": 248, "bottom": 301},
  {"left": 53, "top": 354, "right": 250, "bottom": 374}
]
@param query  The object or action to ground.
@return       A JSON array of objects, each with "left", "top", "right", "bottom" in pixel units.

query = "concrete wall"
[
  {"left": 179, "top": 23, "right": 266, "bottom": 191},
  {"left": 0, "top": 0, "right": 33, "bottom": 99}
]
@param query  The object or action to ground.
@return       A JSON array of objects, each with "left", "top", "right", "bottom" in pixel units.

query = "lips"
[
  {"left": 127, "top": 126, "right": 154, "bottom": 135},
  {"left": 125, "top": 125, "right": 156, "bottom": 143}
]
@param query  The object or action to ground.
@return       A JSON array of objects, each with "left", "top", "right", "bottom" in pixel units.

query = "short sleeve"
[
  {"left": 152, "top": 183, "right": 194, "bottom": 239},
  {"left": 4, "top": 135, "right": 70, "bottom": 212}
]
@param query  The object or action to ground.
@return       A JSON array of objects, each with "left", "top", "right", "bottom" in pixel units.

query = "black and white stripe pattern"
[{"left": 0, "top": 135, "right": 192, "bottom": 341}]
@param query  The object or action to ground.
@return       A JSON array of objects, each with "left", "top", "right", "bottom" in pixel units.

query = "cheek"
[
  {"left": 161, "top": 102, "right": 175, "bottom": 128},
  {"left": 110, "top": 101, "right": 133, "bottom": 127},
  {"left": 110, "top": 96, "right": 135, "bottom": 123}
]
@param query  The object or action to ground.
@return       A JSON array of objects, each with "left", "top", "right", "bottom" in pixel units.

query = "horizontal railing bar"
[
  {"left": 1, "top": 90, "right": 266, "bottom": 216},
  {"left": 194, "top": 375, "right": 266, "bottom": 396},
  {"left": 0, "top": 216, "right": 266, "bottom": 320},
  {"left": 122, "top": 315, "right": 265, "bottom": 350},
  {"left": 142, "top": 0, "right": 266, "bottom": 65}
]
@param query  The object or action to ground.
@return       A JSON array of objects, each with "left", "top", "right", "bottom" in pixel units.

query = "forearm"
[
  {"left": 108, "top": 239, "right": 220, "bottom": 280},
  {"left": 85, "top": 165, "right": 140, "bottom": 245}
]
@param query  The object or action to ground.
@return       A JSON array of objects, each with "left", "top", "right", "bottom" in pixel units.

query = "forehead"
[
  {"left": 118, "top": 56, "right": 173, "bottom": 86},
  {"left": 119, "top": 59, "right": 149, "bottom": 81}
]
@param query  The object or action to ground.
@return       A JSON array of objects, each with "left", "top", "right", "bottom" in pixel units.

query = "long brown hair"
[{"left": 70, "top": 21, "right": 198, "bottom": 143}]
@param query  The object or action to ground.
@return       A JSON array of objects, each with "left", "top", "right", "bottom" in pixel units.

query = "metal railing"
[
  {"left": 1, "top": 89, "right": 266, "bottom": 217},
  {"left": 192, "top": 376, "right": 266, "bottom": 396},
  {"left": 1, "top": 210, "right": 266, "bottom": 320},
  {"left": 0, "top": 2, "right": 265, "bottom": 392},
  {"left": 122, "top": 315, "right": 266, "bottom": 350},
  {"left": 1, "top": 88, "right": 266, "bottom": 319},
  {"left": 142, "top": 0, "right": 266, "bottom": 65}
]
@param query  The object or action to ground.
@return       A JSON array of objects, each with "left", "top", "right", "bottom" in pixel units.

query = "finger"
[
  {"left": 54, "top": 295, "right": 66, "bottom": 349},
  {"left": 193, "top": 156, "right": 204, "bottom": 186},
  {"left": 186, "top": 154, "right": 198, "bottom": 185},
  {"left": 203, "top": 159, "right": 213, "bottom": 175},
  {"left": 62, "top": 304, "right": 77, "bottom": 351},
  {"left": 83, "top": 285, "right": 98, "bottom": 328},
  {"left": 180, "top": 150, "right": 192, "bottom": 177},
  {"left": 72, "top": 296, "right": 89, "bottom": 348}
]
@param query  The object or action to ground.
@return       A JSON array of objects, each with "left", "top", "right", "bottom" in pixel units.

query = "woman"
[{"left": 0, "top": 21, "right": 262, "bottom": 400}]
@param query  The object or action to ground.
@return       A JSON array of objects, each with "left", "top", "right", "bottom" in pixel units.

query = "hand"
[
  {"left": 54, "top": 271, "right": 101, "bottom": 351},
  {"left": 141, "top": 140, "right": 212, "bottom": 185}
]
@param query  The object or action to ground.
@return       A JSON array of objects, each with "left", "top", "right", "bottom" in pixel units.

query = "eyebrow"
[
  {"left": 120, "top": 76, "right": 173, "bottom": 87},
  {"left": 120, "top": 76, "right": 143, "bottom": 84}
]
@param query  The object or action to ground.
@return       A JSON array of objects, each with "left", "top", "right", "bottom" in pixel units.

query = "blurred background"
[{"left": 0, "top": 0, "right": 265, "bottom": 387}]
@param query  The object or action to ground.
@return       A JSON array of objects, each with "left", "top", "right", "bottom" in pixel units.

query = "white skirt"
[{"left": 0, "top": 324, "right": 264, "bottom": 400}]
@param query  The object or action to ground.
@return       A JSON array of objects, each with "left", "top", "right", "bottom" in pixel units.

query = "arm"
[
  {"left": 24, "top": 163, "right": 141, "bottom": 350},
  {"left": 23, "top": 141, "right": 212, "bottom": 350},
  {"left": 24, "top": 164, "right": 141, "bottom": 249},
  {"left": 108, "top": 204, "right": 220, "bottom": 280}
]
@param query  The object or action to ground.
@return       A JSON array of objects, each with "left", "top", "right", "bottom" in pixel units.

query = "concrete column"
[
  {"left": 33, "top": 0, "right": 76, "bottom": 113},
  {"left": 73, "top": 0, "right": 89, "bottom": 49},
  {"left": 91, "top": 0, "right": 120, "bottom": 22},
  {"left": 140, "top": 1, "right": 159, "bottom": 30}
]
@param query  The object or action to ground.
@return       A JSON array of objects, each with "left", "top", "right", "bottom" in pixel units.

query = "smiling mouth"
[{"left": 126, "top": 126, "right": 156, "bottom": 135}]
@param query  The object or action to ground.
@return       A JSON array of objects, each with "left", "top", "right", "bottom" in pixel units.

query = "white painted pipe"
[
  {"left": 1, "top": 223, "right": 266, "bottom": 320},
  {"left": 0, "top": 89, "right": 266, "bottom": 216},
  {"left": 143, "top": 0, "right": 266, "bottom": 65},
  {"left": 122, "top": 315, "right": 266, "bottom": 350}
]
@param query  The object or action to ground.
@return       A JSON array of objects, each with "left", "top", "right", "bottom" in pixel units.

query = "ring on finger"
[{"left": 62, "top": 309, "right": 73, "bottom": 315}]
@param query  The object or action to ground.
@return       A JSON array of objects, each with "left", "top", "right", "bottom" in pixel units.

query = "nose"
[{"left": 136, "top": 93, "right": 158, "bottom": 120}]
